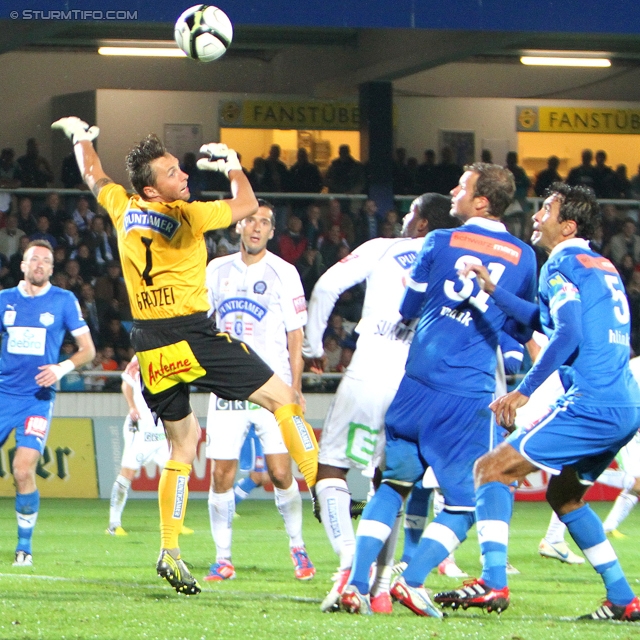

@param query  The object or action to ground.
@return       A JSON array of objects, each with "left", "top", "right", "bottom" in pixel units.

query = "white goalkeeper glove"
[
  {"left": 52, "top": 117, "right": 100, "bottom": 145},
  {"left": 197, "top": 143, "right": 242, "bottom": 178}
]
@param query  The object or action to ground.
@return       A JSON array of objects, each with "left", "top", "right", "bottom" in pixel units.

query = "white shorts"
[
  {"left": 616, "top": 429, "right": 640, "bottom": 477},
  {"left": 120, "top": 417, "right": 170, "bottom": 471},
  {"left": 205, "top": 395, "right": 287, "bottom": 460},
  {"left": 318, "top": 375, "right": 399, "bottom": 472}
]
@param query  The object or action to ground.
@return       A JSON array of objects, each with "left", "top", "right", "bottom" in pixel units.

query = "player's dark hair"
[
  {"left": 465, "top": 162, "right": 516, "bottom": 219},
  {"left": 412, "top": 193, "right": 459, "bottom": 230},
  {"left": 546, "top": 182, "right": 600, "bottom": 240},
  {"left": 126, "top": 134, "right": 166, "bottom": 196},
  {"left": 256, "top": 198, "right": 276, "bottom": 227},
  {"left": 25, "top": 239, "right": 54, "bottom": 255}
]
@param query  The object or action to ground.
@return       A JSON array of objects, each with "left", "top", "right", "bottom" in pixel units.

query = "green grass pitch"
[{"left": 0, "top": 498, "right": 638, "bottom": 639}]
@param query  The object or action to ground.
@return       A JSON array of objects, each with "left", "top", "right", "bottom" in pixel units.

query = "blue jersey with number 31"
[{"left": 401, "top": 218, "right": 537, "bottom": 397}]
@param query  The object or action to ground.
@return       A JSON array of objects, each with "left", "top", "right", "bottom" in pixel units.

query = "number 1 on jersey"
[
  {"left": 141, "top": 237, "right": 154, "bottom": 286},
  {"left": 444, "top": 255, "right": 505, "bottom": 313}
]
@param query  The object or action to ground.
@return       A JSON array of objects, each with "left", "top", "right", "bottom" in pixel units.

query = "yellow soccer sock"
[
  {"left": 274, "top": 403, "right": 319, "bottom": 488},
  {"left": 158, "top": 460, "right": 191, "bottom": 552}
]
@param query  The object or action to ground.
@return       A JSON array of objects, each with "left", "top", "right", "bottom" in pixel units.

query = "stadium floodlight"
[
  {"left": 98, "top": 47, "right": 187, "bottom": 57},
  {"left": 520, "top": 56, "right": 611, "bottom": 67}
]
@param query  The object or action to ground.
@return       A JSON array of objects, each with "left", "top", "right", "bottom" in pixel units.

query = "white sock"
[
  {"left": 544, "top": 511, "right": 567, "bottom": 544},
  {"left": 208, "top": 488, "right": 235, "bottom": 560},
  {"left": 433, "top": 489, "right": 445, "bottom": 518},
  {"left": 316, "top": 477, "right": 355, "bottom": 570},
  {"left": 598, "top": 468, "right": 636, "bottom": 492},
  {"left": 274, "top": 479, "right": 304, "bottom": 548},
  {"left": 603, "top": 492, "right": 638, "bottom": 532},
  {"left": 109, "top": 475, "right": 131, "bottom": 528},
  {"left": 372, "top": 510, "right": 402, "bottom": 596}
]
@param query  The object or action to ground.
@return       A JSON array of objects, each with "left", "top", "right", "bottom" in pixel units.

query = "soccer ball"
[{"left": 174, "top": 5, "right": 233, "bottom": 62}]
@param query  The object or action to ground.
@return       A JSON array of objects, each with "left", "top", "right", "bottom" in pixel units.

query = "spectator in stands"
[
  {"left": 566, "top": 149, "right": 595, "bottom": 191},
  {"left": 51, "top": 272, "right": 69, "bottom": 290},
  {"left": 606, "top": 218, "right": 640, "bottom": 267},
  {"left": 592, "top": 149, "right": 616, "bottom": 198},
  {"left": 94, "top": 260, "right": 131, "bottom": 322},
  {"left": 295, "top": 244, "right": 325, "bottom": 300},
  {"left": 103, "top": 315, "right": 133, "bottom": 365},
  {"left": 72, "top": 195, "right": 95, "bottom": 232},
  {"left": 618, "top": 253, "right": 636, "bottom": 286},
  {"left": 217, "top": 225, "right": 242, "bottom": 254},
  {"left": 264, "top": 144, "right": 290, "bottom": 193},
  {"left": 378, "top": 220, "right": 395, "bottom": 238},
  {"left": 278, "top": 214, "right": 307, "bottom": 264},
  {"left": 335, "top": 344, "right": 355, "bottom": 373},
  {"left": 325, "top": 144, "right": 366, "bottom": 195},
  {"left": 630, "top": 164, "right": 640, "bottom": 200},
  {"left": 406, "top": 156, "right": 419, "bottom": 194},
  {"left": 180, "top": 152, "right": 209, "bottom": 200},
  {"left": 323, "top": 312, "right": 350, "bottom": 344},
  {"left": 393, "top": 147, "right": 414, "bottom": 195},
  {"left": 58, "top": 340, "right": 86, "bottom": 392},
  {"left": 318, "top": 224, "right": 350, "bottom": 269},
  {"left": 534, "top": 155, "right": 563, "bottom": 196},
  {"left": 75, "top": 242, "right": 99, "bottom": 284},
  {"left": 0, "top": 213, "right": 25, "bottom": 259},
  {"left": 0, "top": 148, "right": 21, "bottom": 189},
  {"left": 433, "top": 146, "right": 462, "bottom": 195},
  {"left": 481, "top": 149, "right": 493, "bottom": 163},
  {"left": 16, "top": 138, "right": 53, "bottom": 188},
  {"left": 61, "top": 152, "right": 85, "bottom": 190},
  {"left": 90, "top": 345, "right": 120, "bottom": 391},
  {"left": 326, "top": 198, "right": 355, "bottom": 246},
  {"left": 57, "top": 219, "right": 83, "bottom": 257},
  {"left": 16, "top": 197, "right": 38, "bottom": 236},
  {"left": 384, "top": 209, "right": 403, "bottom": 238},
  {"left": 289, "top": 148, "right": 322, "bottom": 194},
  {"left": 612, "top": 164, "right": 632, "bottom": 199},
  {"left": 0, "top": 253, "right": 15, "bottom": 289},
  {"left": 85, "top": 215, "right": 115, "bottom": 274},
  {"left": 302, "top": 203, "right": 324, "bottom": 249},
  {"left": 78, "top": 282, "right": 104, "bottom": 345},
  {"left": 52, "top": 245, "right": 68, "bottom": 275},
  {"left": 64, "top": 258, "right": 84, "bottom": 299},
  {"left": 416, "top": 149, "right": 437, "bottom": 194},
  {"left": 354, "top": 198, "right": 379, "bottom": 247},
  {"left": 8, "top": 235, "right": 29, "bottom": 283},
  {"left": 40, "top": 191, "right": 69, "bottom": 237},
  {"left": 626, "top": 270, "right": 640, "bottom": 355},
  {"left": 505, "top": 151, "right": 531, "bottom": 211},
  {"left": 249, "top": 157, "right": 270, "bottom": 192},
  {"left": 30, "top": 215, "right": 58, "bottom": 248},
  {"left": 322, "top": 334, "right": 343, "bottom": 372}
]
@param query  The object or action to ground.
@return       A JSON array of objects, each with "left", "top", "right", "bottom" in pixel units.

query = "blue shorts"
[
  {"left": 0, "top": 394, "right": 54, "bottom": 454},
  {"left": 508, "top": 397, "right": 640, "bottom": 482},
  {"left": 383, "top": 376, "right": 496, "bottom": 510},
  {"left": 238, "top": 424, "right": 265, "bottom": 473}
]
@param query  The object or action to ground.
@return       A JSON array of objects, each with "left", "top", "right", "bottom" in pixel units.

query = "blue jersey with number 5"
[
  {"left": 401, "top": 218, "right": 537, "bottom": 397},
  {"left": 538, "top": 240, "right": 640, "bottom": 406}
]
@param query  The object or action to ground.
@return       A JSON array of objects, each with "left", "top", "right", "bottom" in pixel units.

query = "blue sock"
[
  {"left": 16, "top": 490, "right": 40, "bottom": 554},
  {"left": 561, "top": 505, "right": 635, "bottom": 606},
  {"left": 401, "top": 485, "right": 432, "bottom": 563},
  {"left": 349, "top": 484, "right": 403, "bottom": 595},
  {"left": 234, "top": 477, "right": 258, "bottom": 504},
  {"left": 403, "top": 509, "right": 475, "bottom": 587},
  {"left": 476, "top": 481, "right": 512, "bottom": 589}
]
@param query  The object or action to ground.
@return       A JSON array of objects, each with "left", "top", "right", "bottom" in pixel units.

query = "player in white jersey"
[
  {"left": 0, "top": 240, "right": 95, "bottom": 566},
  {"left": 106, "top": 356, "right": 172, "bottom": 535},
  {"left": 303, "top": 193, "right": 457, "bottom": 613},
  {"left": 204, "top": 200, "right": 315, "bottom": 582}
]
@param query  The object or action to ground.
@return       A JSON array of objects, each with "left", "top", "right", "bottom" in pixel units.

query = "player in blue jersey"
[
  {"left": 436, "top": 184, "right": 640, "bottom": 622},
  {"left": 339, "top": 163, "right": 537, "bottom": 616},
  {"left": 0, "top": 240, "right": 95, "bottom": 566}
]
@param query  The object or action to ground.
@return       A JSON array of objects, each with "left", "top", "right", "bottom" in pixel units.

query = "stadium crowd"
[{"left": 3, "top": 138, "right": 640, "bottom": 384}]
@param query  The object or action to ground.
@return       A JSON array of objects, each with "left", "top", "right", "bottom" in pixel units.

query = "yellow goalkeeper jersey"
[{"left": 98, "top": 183, "right": 232, "bottom": 320}]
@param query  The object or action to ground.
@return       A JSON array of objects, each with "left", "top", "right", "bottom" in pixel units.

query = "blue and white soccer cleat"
[
  {"left": 204, "top": 559, "right": 236, "bottom": 582},
  {"left": 340, "top": 585, "right": 373, "bottom": 615},
  {"left": 390, "top": 576, "right": 443, "bottom": 618}
]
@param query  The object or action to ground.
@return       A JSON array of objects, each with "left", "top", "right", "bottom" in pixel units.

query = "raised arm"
[
  {"left": 198, "top": 143, "right": 258, "bottom": 222},
  {"left": 51, "top": 117, "right": 113, "bottom": 197}
]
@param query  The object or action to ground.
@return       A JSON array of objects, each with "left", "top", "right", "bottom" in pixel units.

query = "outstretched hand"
[
  {"left": 459, "top": 263, "right": 495, "bottom": 294},
  {"left": 52, "top": 117, "right": 100, "bottom": 145},
  {"left": 197, "top": 143, "right": 242, "bottom": 178}
]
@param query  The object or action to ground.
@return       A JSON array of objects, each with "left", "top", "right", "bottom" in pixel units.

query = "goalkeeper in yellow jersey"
[{"left": 52, "top": 117, "right": 318, "bottom": 596}]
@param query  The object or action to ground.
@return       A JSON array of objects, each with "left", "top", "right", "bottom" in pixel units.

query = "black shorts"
[{"left": 131, "top": 312, "right": 274, "bottom": 422}]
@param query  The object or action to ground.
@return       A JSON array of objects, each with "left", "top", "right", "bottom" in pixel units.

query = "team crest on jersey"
[
  {"left": 253, "top": 281, "right": 267, "bottom": 294},
  {"left": 293, "top": 295, "right": 306, "bottom": 314},
  {"left": 547, "top": 272, "right": 579, "bottom": 312},
  {"left": 3, "top": 305, "right": 16, "bottom": 326},
  {"left": 124, "top": 208, "right": 180, "bottom": 240},
  {"left": 218, "top": 297, "right": 267, "bottom": 321},
  {"left": 394, "top": 251, "right": 417, "bottom": 270},
  {"left": 39, "top": 312, "right": 54, "bottom": 326}
]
